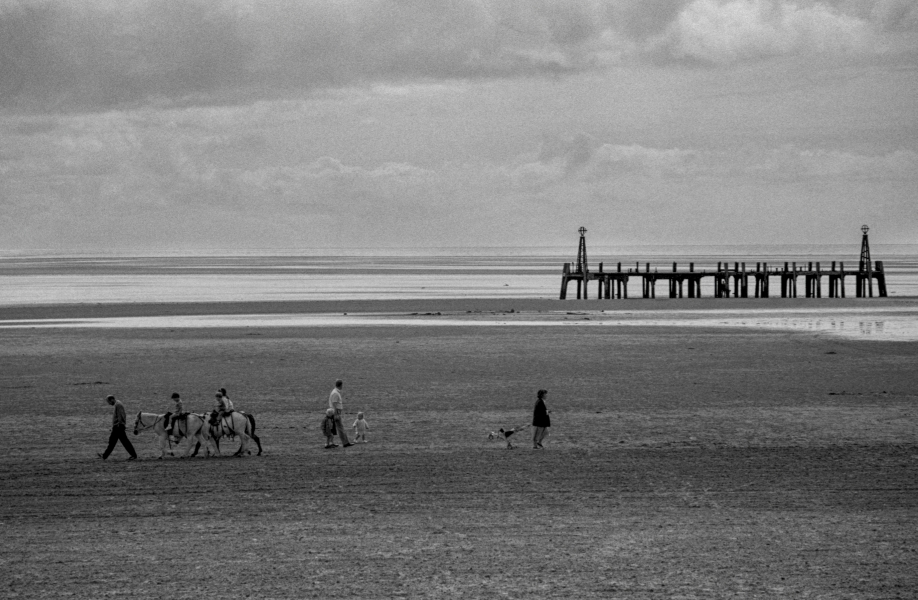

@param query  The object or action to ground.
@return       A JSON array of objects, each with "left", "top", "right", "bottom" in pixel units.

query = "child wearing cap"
[
  {"left": 164, "top": 392, "right": 183, "bottom": 441},
  {"left": 352, "top": 412, "right": 370, "bottom": 443},
  {"left": 322, "top": 408, "right": 338, "bottom": 448}
]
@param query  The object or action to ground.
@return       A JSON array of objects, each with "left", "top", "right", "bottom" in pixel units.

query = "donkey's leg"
[
  {"left": 201, "top": 429, "right": 216, "bottom": 457},
  {"left": 250, "top": 432, "right": 263, "bottom": 456},
  {"left": 233, "top": 433, "right": 249, "bottom": 456},
  {"left": 180, "top": 435, "right": 194, "bottom": 458},
  {"left": 158, "top": 433, "right": 169, "bottom": 459},
  {"left": 233, "top": 422, "right": 250, "bottom": 456}
]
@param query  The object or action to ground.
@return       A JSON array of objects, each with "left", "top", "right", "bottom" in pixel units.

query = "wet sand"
[
  {"left": 1, "top": 297, "right": 917, "bottom": 597},
  {"left": 2, "top": 295, "right": 917, "bottom": 318},
  {"left": 3, "top": 297, "right": 918, "bottom": 342}
]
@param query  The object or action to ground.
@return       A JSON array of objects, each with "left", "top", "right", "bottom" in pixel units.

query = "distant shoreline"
[{"left": 1, "top": 296, "right": 916, "bottom": 320}]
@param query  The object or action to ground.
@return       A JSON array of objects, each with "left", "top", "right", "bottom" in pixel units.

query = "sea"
[
  {"left": 1, "top": 244, "right": 916, "bottom": 304},
  {"left": 1, "top": 245, "right": 917, "bottom": 340}
]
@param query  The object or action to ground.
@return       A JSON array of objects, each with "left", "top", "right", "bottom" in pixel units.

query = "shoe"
[
  {"left": 330, "top": 443, "right": 339, "bottom": 448},
  {"left": 343, "top": 443, "right": 353, "bottom": 448},
  {"left": 97, "top": 453, "right": 106, "bottom": 460},
  {"left": 324, "top": 445, "right": 333, "bottom": 449},
  {"left": 537, "top": 443, "right": 543, "bottom": 448},
  {"left": 126, "top": 456, "right": 137, "bottom": 461}
]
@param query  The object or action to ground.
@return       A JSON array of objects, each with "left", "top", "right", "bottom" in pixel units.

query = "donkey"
[
  {"left": 132, "top": 412, "right": 175, "bottom": 459},
  {"left": 206, "top": 411, "right": 262, "bottom": 457},
  {"left": 173, "top": 413, "right": 217, "bottom": 458}
]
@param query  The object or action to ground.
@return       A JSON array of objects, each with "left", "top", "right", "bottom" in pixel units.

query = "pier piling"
[{"left": 559, "top": 227, "right": 887, "bottom": 301}]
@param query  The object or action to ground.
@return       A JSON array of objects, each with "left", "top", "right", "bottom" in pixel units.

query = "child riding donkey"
[
  {"left": 163, "top": 392, "right": 186, "bottom": 441},
  {"left": 210, "top": 388, "right": 234, "bottom": 427}
]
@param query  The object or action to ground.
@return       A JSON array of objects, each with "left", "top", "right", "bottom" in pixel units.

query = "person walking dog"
[
  {"left": 532, "top": 389, "right": 551, "bottom": 449},
  {"left": 329, "top": 379, "right": 352, "bottom": 447},
  {"left": 99, "top": 395, "right": 137, "bottom": 460}
]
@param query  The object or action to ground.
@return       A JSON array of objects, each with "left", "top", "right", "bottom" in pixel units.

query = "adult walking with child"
[
  {"left": 98, "top": 395, "right": 137, "bottom": 460},
  {"left": 329, "top": 379, "right": 353, "bottom": 447}
]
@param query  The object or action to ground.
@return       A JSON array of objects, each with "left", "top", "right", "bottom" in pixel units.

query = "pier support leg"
[{"left": 876, "top": 261, "right": 888, "bottom": 297}]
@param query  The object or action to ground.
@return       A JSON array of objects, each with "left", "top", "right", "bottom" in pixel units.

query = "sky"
[{"left": 1, "top": 0, "right": 916, "bottom": 252}]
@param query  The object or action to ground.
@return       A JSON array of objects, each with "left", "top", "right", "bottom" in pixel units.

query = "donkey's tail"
[{"left": 245, "top": 413, "right": 262, "bottom": 455}]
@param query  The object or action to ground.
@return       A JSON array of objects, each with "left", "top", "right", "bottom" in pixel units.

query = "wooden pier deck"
[{"left": 560, "top": 260, "right": 888, "bottom": 300}]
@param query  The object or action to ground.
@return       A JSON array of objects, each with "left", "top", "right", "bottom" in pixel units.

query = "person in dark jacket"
[
  {"left": 322, "top": 408, "right": 339, "bottom": 449},
  {"left": 99, "top": 395, "right": 137, "bottom": 460},
  {"left": 532, "top": 389, "right": 551, "bottom": 449}
]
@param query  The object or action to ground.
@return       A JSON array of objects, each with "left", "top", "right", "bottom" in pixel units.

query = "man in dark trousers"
[{"left": 99, "top": 395, "right": 137, "bottom": 460}]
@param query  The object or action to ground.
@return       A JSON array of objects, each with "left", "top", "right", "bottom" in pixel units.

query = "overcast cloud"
[{"left": 1, "top": 0, "right": 916, "bottom": 251}]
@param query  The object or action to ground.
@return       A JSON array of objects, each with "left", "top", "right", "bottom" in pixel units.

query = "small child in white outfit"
[{"left": 352, "top": 412, "right": 370, "bottom": 443}]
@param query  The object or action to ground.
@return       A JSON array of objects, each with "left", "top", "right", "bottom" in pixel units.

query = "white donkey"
[
  {"left": 132, "top": 412, "right": 176, "bottom": 459},
  {"left": 173, "top": 413, "right": 218, "bottom": 458},
  {"left": 207, "top": 411, "right": 262, "bottom": 457},
  {"left": 133, "top": 412, "right": 218, "bottom": 458}
]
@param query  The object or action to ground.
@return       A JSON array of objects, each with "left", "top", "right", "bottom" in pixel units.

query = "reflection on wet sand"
[{"left": 2, "top": 309, "right": 917, "bottom": 341}]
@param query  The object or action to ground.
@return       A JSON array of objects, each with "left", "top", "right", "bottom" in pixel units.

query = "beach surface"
[{"left": 2, "top": 298, "right": 917, "bottom": 598}]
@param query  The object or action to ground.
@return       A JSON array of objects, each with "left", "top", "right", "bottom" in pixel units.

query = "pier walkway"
[{"left": 560, "top": 260, "right": 888, "bottom": 300}]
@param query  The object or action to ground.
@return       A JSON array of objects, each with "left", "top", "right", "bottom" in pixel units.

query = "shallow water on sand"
[
  {"left": 2, "top": 307, "right": 917, "bottom": 341},
  {"left": 1, "top": 248, "right": 916, "bottom": 341}
]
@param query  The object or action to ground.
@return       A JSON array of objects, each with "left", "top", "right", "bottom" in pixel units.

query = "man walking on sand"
[
  {"left": 329, "top": 380, "right": 352, "bottom": 447},
  {"left": 98, "top": 395, "right": 137, "bottom": 461}
]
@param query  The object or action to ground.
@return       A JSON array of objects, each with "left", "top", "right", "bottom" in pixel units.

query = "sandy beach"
[{"left": 2, "top": 298, "right": 917, "bottom": 597}]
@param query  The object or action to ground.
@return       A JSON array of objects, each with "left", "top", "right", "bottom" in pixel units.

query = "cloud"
[
  {"left": 2, "top": 108, "right": 916, "bottom": 248},
  {"left": 503, "top": 135, "right": 918, "bottom": 187},
  {"left": 1, "top": 0, "right": 914, "bottom": 112},
  {"left": 666, "top": 0, "right": 876, "bottom": 63}
]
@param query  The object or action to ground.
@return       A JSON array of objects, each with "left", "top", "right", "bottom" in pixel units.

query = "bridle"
[{"left": 133, "top": 412, "right": 163, "bottom": 435}]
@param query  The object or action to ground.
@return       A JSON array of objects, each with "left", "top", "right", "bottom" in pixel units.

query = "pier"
[{"left": 560, "top": 226, "right": 888, "bottom": 300}]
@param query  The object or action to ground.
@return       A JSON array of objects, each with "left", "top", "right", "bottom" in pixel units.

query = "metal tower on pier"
[
  {"left": 575, "top": 227, "right": 588, "bottom": 275},
  {"left": 859, "top": 224, "right": 873, "bottom": 298},
  {"left": 559, "top": 227, "right": 590, "bottom": 299}
]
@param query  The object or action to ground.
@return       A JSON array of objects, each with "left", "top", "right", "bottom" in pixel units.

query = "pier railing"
[{"left": 560, "top": 260, "right": 888, "bottom": 300}]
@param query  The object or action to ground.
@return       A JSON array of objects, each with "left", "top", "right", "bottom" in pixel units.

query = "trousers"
[
  {"left": 102, "top": 425, "right": 137, "bottom": 459},
  {"left": 334, "top": 411, "right": 350, "bottom": 445}
]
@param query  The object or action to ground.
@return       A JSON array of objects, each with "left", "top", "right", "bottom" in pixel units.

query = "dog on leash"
[{"left": 488, "top": 425, "right": 529, "bottom": 449}]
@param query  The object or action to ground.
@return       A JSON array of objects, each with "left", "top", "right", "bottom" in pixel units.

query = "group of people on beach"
[
  {"left": 322, "top": 379, "right": 370, "bottom": 448},
  {"left": 98, "top": 387, "right": 239, "bottom": 460},
  {"left": 98, "top": 379, "right": 550, "bottom": 459}
]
